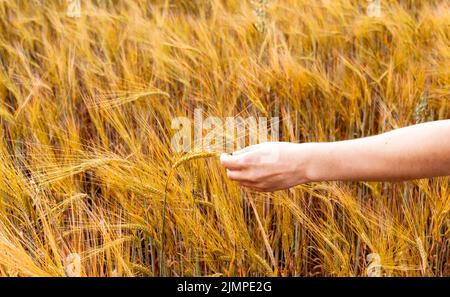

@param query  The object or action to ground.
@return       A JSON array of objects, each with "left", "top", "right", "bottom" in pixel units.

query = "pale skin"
[{"left": 220, "top": 120, "right": 450, "bottom": 192}]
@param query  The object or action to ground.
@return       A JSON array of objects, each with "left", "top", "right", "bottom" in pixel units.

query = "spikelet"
[
  {"left": 414, "top": 92, "right": 430, "bottom": 124},
  {"left": 0, "top": 107, "right": 15, "bottom": 124},
  {"left": 131, "top": 263, "right": 151, "bottom": 275},
  {"left": 416, "top": 237, "right": 428, "bottom": 275},
  {"left": 253, "top": 0, "right": 269, "bottom": 33}
]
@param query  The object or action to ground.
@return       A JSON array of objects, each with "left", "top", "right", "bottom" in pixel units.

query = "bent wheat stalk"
[
  {"left": 160, "top": 151, "right": 221, "bottom": 276},
  {"left": 171, "top": 152, "right": 220, "bottom": 170}
]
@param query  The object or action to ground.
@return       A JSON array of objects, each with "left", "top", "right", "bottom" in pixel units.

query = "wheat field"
[{"left": 0, "top": 0, "right": 449, "bottom": 277}]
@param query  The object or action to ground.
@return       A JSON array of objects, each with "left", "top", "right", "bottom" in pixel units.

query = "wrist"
[{"left": 300, "top": 142, "right": 336, "bottom": 183}]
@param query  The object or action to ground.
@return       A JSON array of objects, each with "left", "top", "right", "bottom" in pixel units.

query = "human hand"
[{"left": 220, "top": 142, "right": 313, "bottom": 192}]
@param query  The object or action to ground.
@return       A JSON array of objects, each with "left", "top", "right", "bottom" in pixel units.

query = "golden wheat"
[
  {"left": 0, "top": 0, "right": 448, "bottom": 277},
  {"left": 160, "top": 151, "right": 221, "bottom": 276},
  {"left": 171, "top": 152, "right": 221, "bottom": 170}
]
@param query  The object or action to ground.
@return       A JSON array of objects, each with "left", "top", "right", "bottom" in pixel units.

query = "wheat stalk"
[
  {"left": 159, "top": 151, "right": 221, "bottom": 276},
  {"left": 248, "top": 198, "right": 277, "bottom": 273},
  {"left": 171, "top": 152, "right": 220, "bottom": 170}
]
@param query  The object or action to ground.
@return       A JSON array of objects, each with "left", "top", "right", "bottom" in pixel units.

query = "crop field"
[{"left": 0, "top": 0, "right": 449, "bottom": 276}]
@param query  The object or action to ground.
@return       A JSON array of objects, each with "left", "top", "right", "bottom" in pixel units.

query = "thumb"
[{"left": 220, "top": 153, "right": 247, "bottom": 170}]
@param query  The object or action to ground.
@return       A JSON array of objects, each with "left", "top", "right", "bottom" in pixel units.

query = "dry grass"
[{"left": 0, "top": 0, "right": 449, "bottom": 276}]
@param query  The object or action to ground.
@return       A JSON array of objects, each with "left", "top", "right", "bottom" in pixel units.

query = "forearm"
[{"left": 305, "top": 120, "right": 450, "bottom": 182}]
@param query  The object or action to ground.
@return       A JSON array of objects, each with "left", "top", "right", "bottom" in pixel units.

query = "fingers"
[
  {"left": 220, "top": 144, "right": 263, "bottom": 169},
  {"left": 225, "top": 166, "right": 272, "bottom": 191},
  {"left": 226, "top": 170, "right": 261, "bottom": 190},
  {"left": 220, "top": 153, "right": 248, "bottom": 170},
  {"left": 240, "top": 181, "right": 262, "bottom": 191},
  {"left": 226, "top": 169, "right": 255, "bottom": 182},
  {"left": 238, "top": 180, "right": 272, "bottom": 192},
  {"left": 226, "top": 169, "right": 244, "bottom": 181},
  {"left": 221, "top": 147, "right": 265, "bottom": 189}
]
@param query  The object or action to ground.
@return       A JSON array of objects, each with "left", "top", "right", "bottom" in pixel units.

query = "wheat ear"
[{"left": 171, "top": 151, "right": 221, "bottom": 169}]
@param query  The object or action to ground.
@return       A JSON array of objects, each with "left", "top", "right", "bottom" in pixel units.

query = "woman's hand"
[
  {"left": 220, "top": 142, "right": 313, "bottom": 192},
  {"left": 220, "top": 120, "right": 450, "bottom": 191}
]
